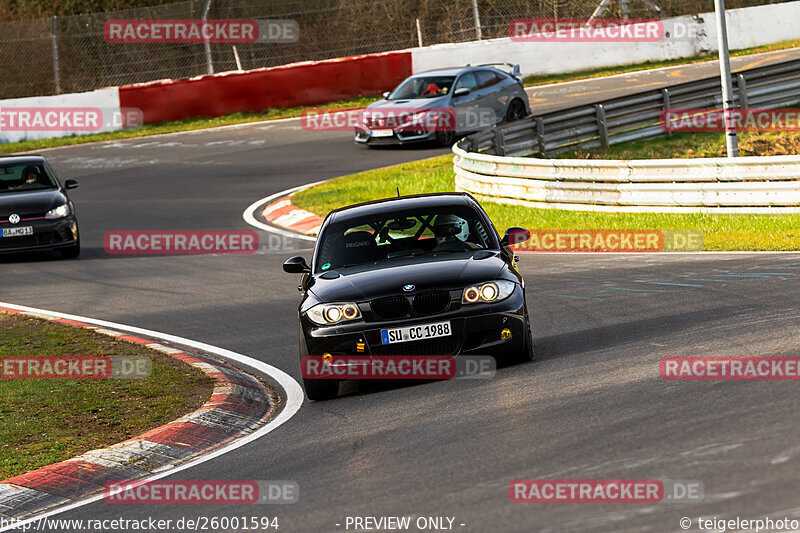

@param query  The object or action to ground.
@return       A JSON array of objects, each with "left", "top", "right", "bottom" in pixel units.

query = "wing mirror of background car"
[
  {"left": 453, "top": 88, "right": 471, "bottom": 98},
  {"left": 64, "top": 179, "right": 79, "bottom": 190},
  {"left": 501, "top": 227, "right": 531, "bottom": 247},
  {"left": 512, "top": 64, "right": 521, "bottom": 78},
  {"left": 283, "top": 256, "right": 311, "bottom": 274},
  {"left": 382, "top": 91, "right": 391, "bottom": 99}
]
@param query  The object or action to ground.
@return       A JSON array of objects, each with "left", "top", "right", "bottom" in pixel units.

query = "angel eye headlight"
[
  {"left": 463, "top": 286, "right": 480, "bottom": 303},
  {"left": 307, "top": 302, "right": 362, "bottom": 326},
  {"left": 462, "top": 280, "right": 516, "bottom": 304}
]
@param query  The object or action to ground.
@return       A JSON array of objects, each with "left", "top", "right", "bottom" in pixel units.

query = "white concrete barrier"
[
  {"left": 453, "top": 143, "right": 800, "bottom": 213},
  {"left": 0, "top": 88, "right": 121, "bottom": 144},
  {"left": 412, "top": 1, "right": 800, "bottom": 77}
]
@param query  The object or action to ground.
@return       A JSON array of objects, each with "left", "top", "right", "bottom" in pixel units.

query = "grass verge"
[
  {"left": 2, "top": 39, "right": 798, "bottom": 155},
  {"left": 0, "top": 311, "right": 214, "bottom": 479},
  {"left": 291, "top": 153, "right": 800, "bottom": 251}
]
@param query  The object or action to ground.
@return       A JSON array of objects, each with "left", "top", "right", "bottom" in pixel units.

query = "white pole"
[
  {"left": 714, "top": 0, "right": 738, "bottom": 157},
  {"left": 202, "top": 0, "right": 214, "bottom": 74},
  {"left": 233, "top": 45, "right": 243, "bottom": 70},
  {"left": 472, "top": 0, "right": 482, "bottom": 40},
  {"left": 416, "top": 18, "right": 423, "bottom": 47}
]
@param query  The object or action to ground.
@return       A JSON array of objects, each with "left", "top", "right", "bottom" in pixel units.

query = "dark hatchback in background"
[
  {"left": 284, "top": 193, "right": 533, "bottom": 400},
  {"left": 0, "top": 155, "right": 80, "bottom": 258}
]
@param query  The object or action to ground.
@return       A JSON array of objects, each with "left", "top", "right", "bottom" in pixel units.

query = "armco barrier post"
[{"left": 595, "top": 104, "right": 609, "bottom": 149}]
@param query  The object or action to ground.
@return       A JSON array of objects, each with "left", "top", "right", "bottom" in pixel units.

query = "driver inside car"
[{"left": 432, "top": 214, "right": 478, "bottom": 252}]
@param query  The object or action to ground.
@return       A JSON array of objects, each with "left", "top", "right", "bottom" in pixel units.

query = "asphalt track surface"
[{"left": 4, "top": 54, "right": 800, "bottom": 532}]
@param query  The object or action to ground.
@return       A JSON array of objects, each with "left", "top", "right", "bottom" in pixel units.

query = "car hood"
[
  {"left": 367, "top": 96, "right": 450, "bottom": 111},
  {"left": 308, "top": 251, "right": 510, "bottom": 302},
  {"left": 0, "top": 189, "right": 66, "bottom": 217}
]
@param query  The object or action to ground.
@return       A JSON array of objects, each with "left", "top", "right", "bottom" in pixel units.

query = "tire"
[
  {"left": 298, "top": 330, "right": 339, "bottom": 400},
  {"left": 60, "top": 240, "right": 80, "bottom": 259},
  {"left": 509, "top": 308, "right": 535, "bottom": 364},
  {"left": 436, "top": 129, "right": 455, "bottom": 147},
  {"left": 302, "top": 377, "right": 339, "bottom": 401},
  {"left": 505, "top": 99, "right": 527, "bottom": 123}
]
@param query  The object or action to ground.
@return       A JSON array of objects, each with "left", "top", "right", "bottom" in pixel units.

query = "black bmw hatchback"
[
  {"left": 0, "top": 155, "right": 80, "bottom": 258},
  {"left": 284, "top": 192, "right": 533, "bottom": 400}
]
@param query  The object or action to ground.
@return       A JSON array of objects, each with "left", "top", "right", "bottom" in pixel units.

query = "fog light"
[
  {"left": 322, "top": 353, "right": 333, "bottom": 365},
  {"left": 500, "top": 328, "right": 512, "bottom": 341}
]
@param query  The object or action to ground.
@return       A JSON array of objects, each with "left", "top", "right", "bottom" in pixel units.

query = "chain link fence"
[{"left": 0, "top": 0, "right": 788, "bottom": 99}]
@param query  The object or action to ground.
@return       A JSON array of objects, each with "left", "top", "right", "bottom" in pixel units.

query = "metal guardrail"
[
  {"left": 453, "top": 58, "right": 800, "bottom": 213},
  {"left": 458, "top": 58, "right": 800, "bottom": 157}
]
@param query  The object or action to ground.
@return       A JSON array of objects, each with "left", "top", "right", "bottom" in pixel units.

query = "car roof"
[
  {"left": 412, "top": 65, "right": 505, "bottom": 77},
  {"left": 327, "top": 192, "right": 479, "bottom": 223},
  {"left": 0, "top": 155, "right": 46, "bottom": 165}
]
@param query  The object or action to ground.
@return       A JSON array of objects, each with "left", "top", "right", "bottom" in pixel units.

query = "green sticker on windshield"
[{"left": 321, "top": 263, "right": 331, "bottom": 270}]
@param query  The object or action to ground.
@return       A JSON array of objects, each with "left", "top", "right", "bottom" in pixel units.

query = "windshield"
[
  {"left": 315, "top": 205, "right": 495, "bottom": 272},
  {"left": 0, "top": 163, "right": 58, "bottom": 194},
  {"left": 388, "top": 76, "right": 455, "bottom": 100}
]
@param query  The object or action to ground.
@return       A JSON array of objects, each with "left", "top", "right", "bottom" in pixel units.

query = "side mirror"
[
  {"left": 453, "top": 87, "right": 470, "bottom": 98},
  {"left": 283, "top": 256, "right": 311, "bottom": 274},
  {"left": 512, "top": 64, "right": 521, "bottom": 78},
  {"left": 64, "top": 179, "right": 79, "bottom": 190},
  {"left": 501, "top": 227, "right": 531, "bottom": 247},
  {"left": 382, "top": 91, "right": 391, "bottom": 99}
]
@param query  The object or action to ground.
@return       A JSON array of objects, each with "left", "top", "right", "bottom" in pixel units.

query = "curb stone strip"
[
  {"left": 0, "top": 306, "right": 277, "bottom": 520},
  {"left": 261, "top": 192, "right": 323, "bottom": 236}
]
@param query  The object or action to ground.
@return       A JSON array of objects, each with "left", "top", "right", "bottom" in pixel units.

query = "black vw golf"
[
  {"left": 284, "top": 193, "right": 533, "bottom": 400},
  {"left": 0, "top": 155, "right": 80, "bottom": 258}
]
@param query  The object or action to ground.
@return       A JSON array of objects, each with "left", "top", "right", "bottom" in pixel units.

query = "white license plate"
[
  {"left": 381, "top": 321, "right": 451, "bottom": 345},
  {"left": 2, "top": 226, "right": 32, "bottom": 237},
  {"left": 370, "top": 129, "right": 394, "bottom": 138}
]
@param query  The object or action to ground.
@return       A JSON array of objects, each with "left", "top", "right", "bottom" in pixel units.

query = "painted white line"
[
  {"left": 524, "top": 46, "right": 800, "bottom": 92},
  {"left": 0, "top": 301, "right": 304, "bottom": 532},
  {"left": 25, "top": 115, "right": 308, "bottom": 155},
  {"left": 242, "top": 182, "right": 323, "bottom": 242}
]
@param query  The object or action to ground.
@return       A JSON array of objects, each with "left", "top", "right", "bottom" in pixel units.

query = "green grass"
[
  {"left": 2, "top": 39, "right": 799, "bottom": 155},
  {"left": 0, "top": 311, "right": 214, "bottom": 479},
  {"left": 291, "top": 153, "right": 800, "bottom": 251}
]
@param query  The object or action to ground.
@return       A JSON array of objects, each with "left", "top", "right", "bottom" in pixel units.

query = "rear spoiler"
[{"left": 477, "top": 63, "right": 522, "bottom": 79}]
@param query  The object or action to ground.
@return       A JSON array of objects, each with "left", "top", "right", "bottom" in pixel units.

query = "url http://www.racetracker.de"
[{"left": 0, "top": 515, "right": 281, "bottom": 532}]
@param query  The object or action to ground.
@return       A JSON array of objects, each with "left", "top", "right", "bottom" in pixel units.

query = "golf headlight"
[
  {"left": 45, "top": 203, "right": 70, "bottom": 219},
  {"left": 462, "top": 280, "right": 515, "bottom": 304},
  {"left": 307, "top": 302, "right": 362, "bottom": 326}
]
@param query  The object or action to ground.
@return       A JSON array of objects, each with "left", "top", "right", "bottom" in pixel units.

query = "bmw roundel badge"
[{"left": 403, "top": 284, "right": 415, "bottom": 292}]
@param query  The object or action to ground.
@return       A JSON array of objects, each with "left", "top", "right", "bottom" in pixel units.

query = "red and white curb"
[
  {"left": 261, "top": 193, "right": 323, "bottom": 236},
  {"left": 0, "top": 303, "right": 303, "bottom": 527},
  {"left": 243, "top": 183, "right": 322, "bottom": 242}
]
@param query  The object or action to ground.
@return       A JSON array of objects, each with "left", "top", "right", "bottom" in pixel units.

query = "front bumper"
[
  {"left": 0, "top": 217, "right": 78, "bottom": 254},
  {"left": 354, "top": 126, "right": 438, "bottom": 145},
  {"left": 301, "top": 287, "right": 527, "bottom": 364}
]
